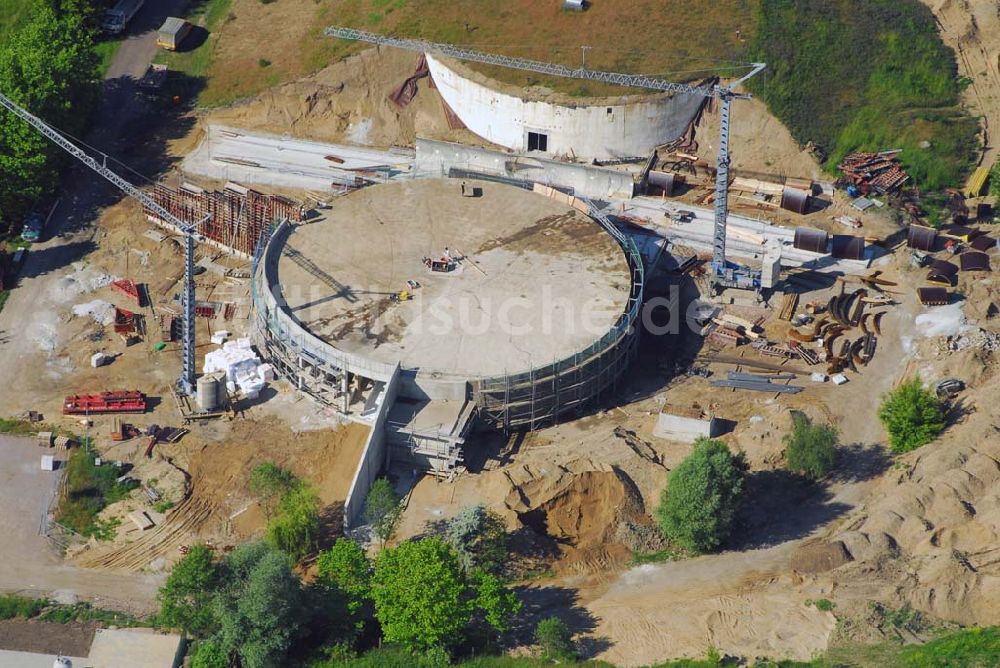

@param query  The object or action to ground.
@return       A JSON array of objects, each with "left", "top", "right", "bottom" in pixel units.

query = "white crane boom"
[
  {"left": 324, "top": 27, "right": 766, "bottom": 291},
  {"left": 0, "top": 91, "right": 200, "bottom": 393}
]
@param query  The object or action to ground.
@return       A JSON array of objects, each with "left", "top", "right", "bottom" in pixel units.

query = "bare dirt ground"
[
  {"left": 69, "top": 417, "right": 370, "bottom": 573},
  {"left": 694, "top": 97, "right": 825, "bottom": 182},
  {"left": 396, "top": 259, "right": 920, "bottom": 664},
  {"left": 200, "top": 45, "right": 471, "bottom": 152},
  {"left": 0, "top": 619, "right": 97, "bottom": 658},
  {"left": 922, "top": 0, "right": 1000, "bottom": 169}
]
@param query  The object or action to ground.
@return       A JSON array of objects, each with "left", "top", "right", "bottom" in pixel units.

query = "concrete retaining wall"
[
  {"left": 426, "top": 54, "right": 705, "bottom": 161},
  {"left": 343, "top": 364, "right": 401, "bottom": 528},
  {"left": 415, "top": 138, "right": 635, "bottom": 200}
]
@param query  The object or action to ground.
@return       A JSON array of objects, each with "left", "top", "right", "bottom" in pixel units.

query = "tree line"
[
  {"left": 0, "top": 0, "right": 105, "bottom": 236},
  {"left": 157, "top": 464, "right": 526, "bottom": 667}
]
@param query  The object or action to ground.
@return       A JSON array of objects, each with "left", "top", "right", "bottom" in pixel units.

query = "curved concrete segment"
[
  {"left": 254, "top": 177, "right": 643, "bottom": 422},
  {"left": 427, "top": 54, "right": 707, "bottom": 160},
  {"left": 272, "top": 178, "right": 629, "bottom": 379}
]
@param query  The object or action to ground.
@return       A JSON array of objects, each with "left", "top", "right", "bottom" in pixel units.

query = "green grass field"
[
  {"left": 750, "top": 0, "right": 977, "bottom": 189},
  {"left": 154, "top": 0, "right": 233, "bottom": 83},
  {"left": 322, "top": 627, "right": 1000, "bottom": 667},
  {"left": 0, "top": 0, "right": 32, "bottom": 41},
  {"left": 56, "top": 446, "right": 138, "bottom": 539}
]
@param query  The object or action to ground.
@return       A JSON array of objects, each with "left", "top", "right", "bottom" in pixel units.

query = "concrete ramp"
[{"left": 385, "top": 398, "right": 475, "bottom": 474}]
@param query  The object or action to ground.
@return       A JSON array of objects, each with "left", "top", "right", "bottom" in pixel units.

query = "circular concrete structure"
[
  {"left": 255, "top": 177, "right": 644, "bottom": 428},
  {"left": 427, "top": 54, "right": 708, "bottom": 161}
]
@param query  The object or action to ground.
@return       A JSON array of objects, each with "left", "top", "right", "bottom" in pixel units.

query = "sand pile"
[
  {"left": 502, "top": 459, "right": 648, "bottom": 573},
  {"left": 206, "top": 47, "right": 457, "bottom": 150},
  {"left": 823, "top": 368, "right": 1000, "bottom": 625}
]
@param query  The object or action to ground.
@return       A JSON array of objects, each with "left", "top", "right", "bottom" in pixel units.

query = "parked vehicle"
[
  {"left": 157, "top": 17, "right": 193, "bottom": 51},
  {"left": 138, "top": 63, "right": 168, "bottom": 91},
  {"left": 100, "top": 0, "right": 145, "bottom": 35},
  {"left": 20, "top": 211, "right": 44, "bottom": 243}
]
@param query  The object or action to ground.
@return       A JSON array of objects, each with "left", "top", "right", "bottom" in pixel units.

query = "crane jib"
[{"left": 323, "top": 26, "right": 742, "bottom": 98}]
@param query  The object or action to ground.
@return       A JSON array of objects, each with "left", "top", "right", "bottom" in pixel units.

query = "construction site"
[{"left": 3, "top": 0, "right": 1000, "bottom": 664}]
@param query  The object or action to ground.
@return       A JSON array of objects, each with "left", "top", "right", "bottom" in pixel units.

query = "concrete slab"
[
  {"left": 273, "top": 178, "right": 631, "bottom": 378},
  {"left": 182, "top": 124, "right": 414, "bottom": 192},
  {"left": 86, "top": 628, "right": 183, "bottom": 668}
]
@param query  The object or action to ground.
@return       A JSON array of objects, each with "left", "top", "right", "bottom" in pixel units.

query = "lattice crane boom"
[
  {"left": 325, "top": 27, "right": 766, "bottom": 290},
  {"left": 0, "top": 91, "right": 200, "bottom": 393}
]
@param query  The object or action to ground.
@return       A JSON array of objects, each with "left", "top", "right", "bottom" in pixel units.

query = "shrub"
[
  {"left": 783, "top": 412, "right": 838, "bottom": 480},
  {"left": 0, "top": 594, "right": 45, "bottom": 620},
  {"left": 364, "top": 477, "right": 402, "bottom": 547},
  {"left": 265, "top": 483, "right": 321, "bottom": 561},
  {"left": 535, "top": 616, "right": 577, "bottom": 663},
  {"left": 877, "top": 378, "right": 946, "bottom": 453},
  {"left": 248, "top": 462, "right": 297, "bottom": 519},
  {"left": 443, "top": 503, "right": 509, "bottom": 574},
  {"left": 190, "top": 640, "right": 228, "bottom": 668},
  {"left": 655, "top": 438, "right": 746, "bottom": 553}
]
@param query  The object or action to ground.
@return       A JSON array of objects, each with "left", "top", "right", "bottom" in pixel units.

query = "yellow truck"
[{"left": 157, "top": 17, "right": 192, "bottom": 51}]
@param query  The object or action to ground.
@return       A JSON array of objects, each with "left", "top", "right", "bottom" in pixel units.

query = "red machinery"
[{"left": 63, "top": 390, "right": 147, "bottom": 415}]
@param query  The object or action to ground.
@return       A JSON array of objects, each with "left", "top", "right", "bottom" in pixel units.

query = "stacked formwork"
[{"left": 145, "top": 182, "right": 304, "bottom": 257}]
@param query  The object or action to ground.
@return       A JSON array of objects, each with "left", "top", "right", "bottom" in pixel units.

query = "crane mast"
[
  {"left": 0, "top": 92, "right": 199, "bottom": 394},
  {"left": 325, "top": 27, "right": 765, "bottom": 292}
]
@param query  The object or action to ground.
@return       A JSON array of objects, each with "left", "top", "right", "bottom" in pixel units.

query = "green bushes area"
[
  {"left": 751, "top": 0, "right": 978, "bottom": 190},
  {"left": 0, "top": 594, "right": 45, "bottom": 620},
  {"left": 56, "top": 446, "right": 137, "bottom": 538},
  {"left": 784, "top": 413, "right": 838, "bottom": 480},
  {"left": 655, "top": 438, "right": 747, "bottom": 554},
  {"left": 877, "top": 378, "right": 947, "bottom": 453},
  {"left": 0, "top": 593, "right": 148, "bottom": 627}
]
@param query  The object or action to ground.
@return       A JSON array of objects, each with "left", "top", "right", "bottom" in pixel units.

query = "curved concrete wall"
[{"left": 427, "top": 54, "right": 706, "bottom": 160}]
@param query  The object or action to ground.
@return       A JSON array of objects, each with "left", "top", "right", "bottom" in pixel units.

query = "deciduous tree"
[
  {"left": 364, "top": 477, "right": 402, "bottom": 547},
  {"left": 157, "top": 543, "right": 218, "bottom": 636},
  {"left": 655, "top": 438, "right": 746, "bottom": 553},
  {"left": 212, "top": 542, "right": 305, "bottom": 668},
  {"left": 878, "top": 378, "right": 946, "bottom": 453},
  {"left": 784, "top": 412, "right": 838, "bottom": 480},
  {"left": 371, "top": 537, "right": 471, "bottom": 651}
]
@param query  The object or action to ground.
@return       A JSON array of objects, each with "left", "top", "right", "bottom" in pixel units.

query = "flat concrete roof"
[
  {"left": 274, "top": 179, "right": 630, "bottom": 378},
  {"left": 87, "top": 628, "right": 182, "bottom": 667}
]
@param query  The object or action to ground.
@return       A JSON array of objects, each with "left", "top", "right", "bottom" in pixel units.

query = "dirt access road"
[
  {"left": 0, "top": 1, "right": 185, "bottom": 610},
  {"left": 922, "top": 0, "right": 1000, "bottom": 169}
]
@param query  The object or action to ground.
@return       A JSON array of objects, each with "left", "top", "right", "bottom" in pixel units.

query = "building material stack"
[{"left": 838, "top": 151, "right": 909, "bottom": 195}]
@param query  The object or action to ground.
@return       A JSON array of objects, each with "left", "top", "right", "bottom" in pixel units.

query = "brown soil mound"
[
  {"left": 824, "top": 362, "right": 1000, "bottom": 626},
  {"left": 206, "top": 47, "right": 465, "bottom": 150},
  {"left": 790, "top": 540, "right": 853, "bottom": 574},
  {"left": 502, "top": 459, "right": 647, "bottom": 573}
]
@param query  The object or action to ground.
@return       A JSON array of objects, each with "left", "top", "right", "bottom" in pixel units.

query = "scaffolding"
[
  {"left": 145, "top": 182, "right": 305, "bottom": 257},
  {"left": 474, "top": 200, "right": 644, "bottom": 430}
]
